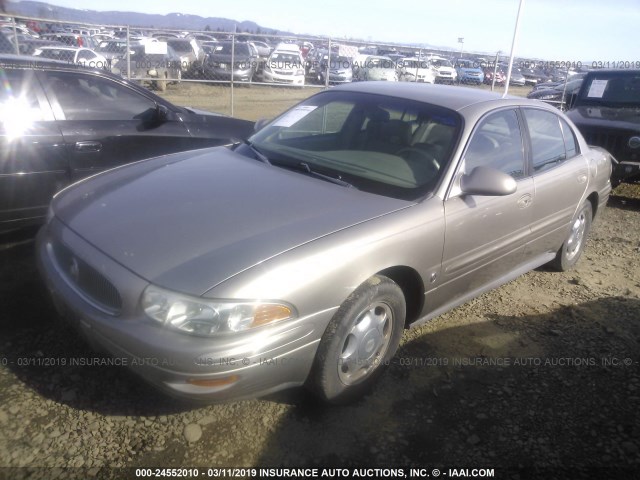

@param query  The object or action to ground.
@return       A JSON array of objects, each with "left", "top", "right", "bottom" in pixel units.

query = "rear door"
[
  {"left": 0, "top": 68, "right": 67, "bottom": 228},
  {"left": 39, "top": 69, "right": 196, "bottom": 181},
  {"left": 521, "top": 108, "right": 588, "bottom": 255}
]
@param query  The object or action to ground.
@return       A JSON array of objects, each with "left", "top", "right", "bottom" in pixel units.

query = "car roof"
[{"left": 331, "top": 81, "right": 542, "bottom": 112}]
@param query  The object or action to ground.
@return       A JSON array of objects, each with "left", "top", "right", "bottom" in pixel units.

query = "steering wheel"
[{"left": 396, "top": 146, "right": 441, "bottom": 172}]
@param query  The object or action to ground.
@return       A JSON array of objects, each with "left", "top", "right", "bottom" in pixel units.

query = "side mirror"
[
  {"left": 143, "top": 103, "right": 172, "bottom": 128},
  {"left": 254, "top": 117, "right": 270, "bottom": 132},
  {"left": 460, "top": 166, "right": 517, "bottom": 196}
]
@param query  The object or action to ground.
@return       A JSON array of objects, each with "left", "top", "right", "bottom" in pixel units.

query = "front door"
[
  {"left": 39, "top": 70, "right": 195, "bottom": 181},
  {"left": 430, "top": 108, "right": 534, "bottom": 311}
]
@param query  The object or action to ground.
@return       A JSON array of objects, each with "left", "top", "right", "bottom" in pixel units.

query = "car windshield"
[
  {"left": 269, "top": 52, "right": 302, "bottom": 66},
  {"left": 209, "top": 42, "right": 250, "bottom": 56},
  {"left": 368, "top": 57, "right": 394, "bottom": 69},
  {"left": 97, "top": 41, "right": 127, "bottom": 53},
  {"left": 248, "top": 90, "right": 461, "bottom": 200},
  {"left": 577, "top": 73, "right": 640, "bottom": 107},
  {"left": 167, "top": 40, "right": 193, "bottom": 53},
  {"left": 403, "top": 60, "right": 425, "bottom": 69},
  {"left": 329, "top": 55, "right": 351, "bottom": 66},
  {"left": 431, "top": 59, "right": 452, "bottom": 68}
]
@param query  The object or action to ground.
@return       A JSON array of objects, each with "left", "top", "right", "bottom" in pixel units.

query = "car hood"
[
  {"left": 178, "top": 110, "right": 255, "bottom": 142},
  {"left": 53, "top": 148, "right": 412, "bottom": 295},
  {"left": 567, "top": 106, "right": 640, "bottom": 129},
  {"left": 458, "top": 68, "right": 482, "bottom": 75},
  {"left": 207, "top": 54, "right": 252, "bottom": 63}
]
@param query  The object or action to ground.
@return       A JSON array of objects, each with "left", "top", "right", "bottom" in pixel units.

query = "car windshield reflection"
[{"left": 249, "top": 91, "right": 461, "bottom": 200}]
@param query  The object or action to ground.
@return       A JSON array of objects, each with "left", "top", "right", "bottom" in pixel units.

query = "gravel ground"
[{"left": 0, "top": 184, "right": 638, "bottom": 480}]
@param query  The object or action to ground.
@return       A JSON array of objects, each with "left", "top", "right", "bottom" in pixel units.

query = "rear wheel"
[
  {"left": 307, "top": 275, "right": 405, "bottom": 404},
  {"left": 550, "top": 202, "right": 592, "bottom": 271}
]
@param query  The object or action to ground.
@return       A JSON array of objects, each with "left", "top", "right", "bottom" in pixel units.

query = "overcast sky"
[{"left": 23, "top": 0, "right": 640, "bottom": 60}]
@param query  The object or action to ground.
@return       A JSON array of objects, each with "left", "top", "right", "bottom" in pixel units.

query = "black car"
[
  {"left": 191, "top": 42, "right": 258, "bottom": 83},
  {"left": 0, "top": 55, "right": 255, "bottom": 233},
  {"left": 521, "top": 68, "right": 551, "bottom": 86},
  {"left": 566, "top": 69, "right": 640, "bottom": 185},
  {"left": 526, "top": 78, "right": 584, "bottom": 110}
]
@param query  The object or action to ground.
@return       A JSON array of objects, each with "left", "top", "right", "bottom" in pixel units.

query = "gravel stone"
[{"left": 183, "top": 424, "right": 202, "bottom": 443}]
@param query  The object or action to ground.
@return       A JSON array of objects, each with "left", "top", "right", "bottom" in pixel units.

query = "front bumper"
[
  {"left": 37, "top": 218, "right": 331, "bottom": 402},
  {"left": 262, "top": 70, "right": 305, "bottom": 85}
]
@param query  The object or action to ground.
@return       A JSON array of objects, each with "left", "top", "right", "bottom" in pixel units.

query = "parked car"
[
  {"left": 483, "top": 66, "right": 505, "bottom": 85},
  {"left": 250, "top": 41, "right": 271, "bottom": 58},
  {"left": 353, "top": 55, "right": 397, "bottom": 81},
  {"left": 34, "top": 46, "right": 108, "bottom": 69},
  {"left": 522, "top": 68, "right": 551, "bottom": 86},
  {"left": 317, "top": 54, "right": 353, "bottom": 84},
  {"left": 526, "top": 78, "right": 584, "bottom": 110},
  {"left": 95, "top": 39, "right": 129, "bottom": 60},
  {"left": 123, "top": 44, "right": 183, "bottom": 91},
  {"left": 507, "top": 67, "right": 527, "bottom": 87},
  {"left": 13, "top": 37, "right": 65, "bottom": 56},
  {"left": 455, "top": 59, "right": 483, "bottom": 85},
  {"left": 400, "top": 58, "right": 436, "bottom": 84},
  {"left": 566, "top": 69, "right": 640, "bottom": 185},
  {"left": 166, "top": 38, "right": 202, "bottom": 73},
  {"left": 530, "top": 72, "right": 587, "bottom": 93},
  {"left": 262, "top": 48, "right": 305, "bottom": 85},
  {"left": 37, "top": 82, "right": 611, "bottom": 404},
  {"left": 0, "top": 54, "right": 254, "bottom": 232},
  {"left": 192, "top": 41, "right": 258, "bottom": 83},
  {"left": 429, "top": 56, "right": 457, "bottom": 84},
  {"left": 40, "top": 33, "right": 97, "bottom": 50}
]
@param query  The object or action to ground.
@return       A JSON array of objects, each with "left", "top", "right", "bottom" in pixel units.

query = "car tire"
[
  {"left": 307, "top": 275, "right": 405, "bottom": 404},
  {"left": 550, "top": 201, "right": 592, "bottom": 271}
]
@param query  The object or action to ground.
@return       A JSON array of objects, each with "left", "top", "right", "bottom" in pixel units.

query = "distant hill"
[{"left": 7, "top": 0, "right": 283, "bottom": 34}]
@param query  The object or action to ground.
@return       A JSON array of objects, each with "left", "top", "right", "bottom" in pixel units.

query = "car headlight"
[{"left": 141, "top": 285, "right": 295, "bottom": 336}]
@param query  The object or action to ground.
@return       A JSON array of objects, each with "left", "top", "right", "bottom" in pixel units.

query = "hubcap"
[
  {"left": 566, "top": 211, "right": 586, "bottom": 261},
  {"left": 338, "top": 302, "right": 393, "bottom": 385}
]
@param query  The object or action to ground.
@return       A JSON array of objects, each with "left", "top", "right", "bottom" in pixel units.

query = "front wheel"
[
  {"left": 307, "top": 275, "right": 405, "bottom": 404},
  {"left": 550, "top": 202, "right": 592, "bottom": 271}
]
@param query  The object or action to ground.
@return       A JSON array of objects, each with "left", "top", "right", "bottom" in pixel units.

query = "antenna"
[{"left": 503, "top": 0, "right": 525, "bottom": 98}]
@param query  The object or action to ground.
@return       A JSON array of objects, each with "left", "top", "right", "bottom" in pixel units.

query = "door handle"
[
  {"left": 75, "top": 141, "right": 102, "bottom": 153},
  {"left": 517, "top": 194, "right": 533, "bottom": 209}
]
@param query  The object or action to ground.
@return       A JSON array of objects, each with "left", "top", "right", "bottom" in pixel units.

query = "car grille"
[
  {"left": 581, "top": 130, "right": 626, "bottom": 159},
  {"left": 51, "top": 240, "right": 122, "bottom": 315},
  {"left": 274, "top": 70, "right": 294, "bottom": 75}
]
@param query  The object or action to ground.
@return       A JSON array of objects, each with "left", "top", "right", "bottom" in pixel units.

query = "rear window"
[{"left": 578, "top": 73, "right": 640, "bottom": 106}]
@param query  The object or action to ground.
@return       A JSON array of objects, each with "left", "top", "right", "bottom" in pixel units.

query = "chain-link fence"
[{"left": 0, "top": 12, "right": 579, "bottom": 118}]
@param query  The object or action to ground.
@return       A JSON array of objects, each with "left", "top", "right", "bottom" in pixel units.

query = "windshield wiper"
[
  {"left": 243, "top": 140, "right": 271, "bottom": 165},
  {"left": 297, "top": 162, "right": 355, "bottom": 188}
]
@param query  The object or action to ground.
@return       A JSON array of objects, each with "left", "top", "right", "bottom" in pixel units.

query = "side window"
[
  {"left": 523, "top": 109, "right": 566, "bottom": 172},
  {"left": 46, "top": 72, "right": 156, "bottom": 121},
  {"left": 464, "top": 109, "right": 525, "bottom": 179},
  {"left": 559, "top": 118, "right": 579, "bottom": 158},
  {"left": 0, "top": 70, "right": 51, "bottom": 129}
]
